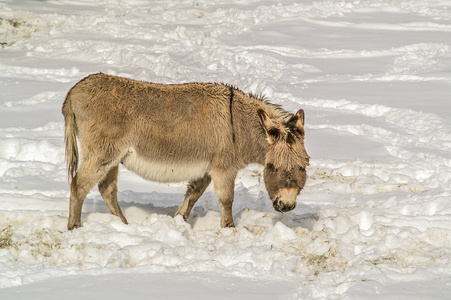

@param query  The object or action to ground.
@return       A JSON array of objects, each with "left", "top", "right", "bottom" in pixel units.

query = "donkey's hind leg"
[
  {"left": 68, "top": 158, "right": 116, "bottom": 230},
  {"left": 176, "top": 173, "right": 211, "bottom": 221},
  {"left": 98, "top": 165, "right": 128, "bottom": 225}
]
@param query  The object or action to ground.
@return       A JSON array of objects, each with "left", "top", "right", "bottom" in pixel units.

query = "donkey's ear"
[
  {"left": 257, "top": 109, "right": 279, "bottom": 143},
  {"left": 294, "top": 109, "right": 305, "bottom": 128},
  {"left": 257, "top": 109, "right": 272, "bottom": 129}
]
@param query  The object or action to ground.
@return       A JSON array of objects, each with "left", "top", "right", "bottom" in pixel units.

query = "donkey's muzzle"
[{"left": 273, "top": 197, "right": 296, "bottom": 212}]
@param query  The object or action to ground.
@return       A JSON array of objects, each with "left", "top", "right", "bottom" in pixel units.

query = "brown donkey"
[{"left": 63, "top": 73, "right": 310, "bottom": 230}]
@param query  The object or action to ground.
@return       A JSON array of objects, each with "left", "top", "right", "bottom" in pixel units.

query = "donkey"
[{"left": 62, "top": 73, "right": 309, "bottom": 230}]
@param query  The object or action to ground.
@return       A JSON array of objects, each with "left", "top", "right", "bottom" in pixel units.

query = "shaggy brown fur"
[{"left": 62, "top": 73, "right": 309, "bottom": 230}]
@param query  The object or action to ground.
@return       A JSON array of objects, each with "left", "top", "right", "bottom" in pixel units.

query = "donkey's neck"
[{"left": 231, "top": 89, "right": 289, "bottom": 167}]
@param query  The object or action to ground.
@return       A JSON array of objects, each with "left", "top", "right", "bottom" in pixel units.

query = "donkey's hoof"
[
  {"left": 68, "top": 223, "right": 82, "bottom": 231},
  {"left": 221, "top": 221, "right": 235, "bottom": 228},
  {"left": 174, "top": 211, "right": 189, "bottom": 221}
]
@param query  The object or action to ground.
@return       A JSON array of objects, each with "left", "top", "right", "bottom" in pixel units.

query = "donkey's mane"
[{"left": 220, "top": 83, "right": 291, "bottom": 121}]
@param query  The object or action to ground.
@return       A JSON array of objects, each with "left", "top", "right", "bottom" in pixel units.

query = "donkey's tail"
[{"left": 62, "top": 93, "right": 78, "bottom": 182}]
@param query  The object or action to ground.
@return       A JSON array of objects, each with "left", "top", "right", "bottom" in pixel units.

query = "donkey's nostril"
[
  {"left": 273, "top": 197, "right": 280, "bottom": 211},
  {"left": 285, "top": 202, "right": 296, "bottom": 211}
]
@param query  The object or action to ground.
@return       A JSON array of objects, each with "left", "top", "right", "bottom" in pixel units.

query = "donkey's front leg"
[{"left": 211, "top": 169, "right": 237, "bottom": 228}]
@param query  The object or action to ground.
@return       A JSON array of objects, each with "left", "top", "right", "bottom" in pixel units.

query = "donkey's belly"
[{"left": 121, "top": 149, "right": 211, "bottom": 183}]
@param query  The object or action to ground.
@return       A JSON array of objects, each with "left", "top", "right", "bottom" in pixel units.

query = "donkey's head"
[{"left": 257, "top": 108, "right": 310, "bottom": 213}]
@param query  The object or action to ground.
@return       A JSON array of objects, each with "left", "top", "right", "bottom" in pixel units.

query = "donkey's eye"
[
  {"left": 266, "top": 163, "right": 277, "bottom": 172},
  {"left": 286, "top": 133, "right": 296, "bottom": 146}
]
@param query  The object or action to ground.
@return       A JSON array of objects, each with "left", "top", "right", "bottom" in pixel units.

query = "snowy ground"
[{"left": 0, "top": 0, "right": 450, "bottom": 299}]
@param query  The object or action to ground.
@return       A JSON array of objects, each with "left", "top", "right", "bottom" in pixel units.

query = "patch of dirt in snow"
[
  {"left": 0, "top": 226, "right": 13, "bottom": 249},
  {"left": 0, "top": 17, "right": 36, "bottom": 47},
  {"left": 0, "top": 14, "right": 54, "bottom": 49}
]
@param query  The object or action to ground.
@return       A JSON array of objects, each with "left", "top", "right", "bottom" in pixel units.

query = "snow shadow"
[{"left": 82, "top": 188, "right": 319, "bottom": 231}]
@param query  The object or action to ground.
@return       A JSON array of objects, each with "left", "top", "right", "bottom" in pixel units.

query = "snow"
[{"left": 0, "top": 0, "right": 450, "bottom": 299}]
